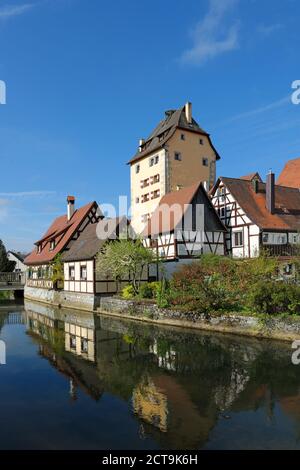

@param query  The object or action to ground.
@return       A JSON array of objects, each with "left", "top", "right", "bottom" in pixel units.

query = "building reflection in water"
[{"left": 24, "top": 300, "right": 300, "bottom": 449}]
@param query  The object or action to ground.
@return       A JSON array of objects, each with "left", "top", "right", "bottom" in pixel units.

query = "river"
[{"left": 0, "top": 299, "right": 299, "bottom": 450}]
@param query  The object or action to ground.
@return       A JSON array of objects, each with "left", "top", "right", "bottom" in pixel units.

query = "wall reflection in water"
[{"left": 23, "top": 300, "right": 300, "bottom": 449}]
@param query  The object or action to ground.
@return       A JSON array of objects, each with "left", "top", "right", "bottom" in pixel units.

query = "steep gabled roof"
[
  {"left": 24, "top": 201, "right": 99, "bottom": 265},
  {"left": 128, "top": 105, "right": 220, "bottom": 164},
  {"left": 240, "top": 172, "right": 262, "bottom": 182},
  {"left": 213, "top": 176, "right": 300, "bottom": 231},
  {"left": 8, "top": 251, "right": 28, "bottom": 263},
  {"left": 144, "top": 180, "right": 226, "bottom": 237},
  {"left": 61, "top": 217, "right": 130, "bottom": 262},
  {"left": 277, "top": 157, "right": 300, "bottom": 188}
]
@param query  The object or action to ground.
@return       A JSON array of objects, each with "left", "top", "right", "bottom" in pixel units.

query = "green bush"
[
  {"left": 248, "top": 281, "right": 300, "bottom": 315},
  {"left": 169, "top": 255, "right": 240, "bottom": 314},
  {"left": 156, "top": 278, "right": 170, "bottom": 308},
  {"left": 139, "top": 282, "right": 154, "bottom": 299},
  {"left": 121, "top": 285, "right": 135, "bottom": 299}
]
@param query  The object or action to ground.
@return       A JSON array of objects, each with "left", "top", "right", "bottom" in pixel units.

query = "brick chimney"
[
  {"left": 185, "top": 102, "right": 192, "bottom": 124},
  {"left": 266, "top": 171, "right": 275, "bottom": 214},
  {"left": 67, "top": 195, "right": 75, "bottom": 221}
]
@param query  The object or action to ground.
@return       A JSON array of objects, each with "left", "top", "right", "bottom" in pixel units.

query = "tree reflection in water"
[{"left": 23, "top": 300, "right": 300, "bottom": 449}]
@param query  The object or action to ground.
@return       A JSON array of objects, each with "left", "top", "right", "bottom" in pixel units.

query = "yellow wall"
[
  {"left": 130, "top": 130, "right": 218, "bottom": 234},
  {"left": 167, "top": 129, "right": 216, "bottom": 192}
]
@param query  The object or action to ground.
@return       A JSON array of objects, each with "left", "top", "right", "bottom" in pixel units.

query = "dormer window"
[
  {"left": 50, "top": 240, "right": 55, "bottom": 251},
  {"left": 37, "top": 245, "right": 41, "bottom": 254}
]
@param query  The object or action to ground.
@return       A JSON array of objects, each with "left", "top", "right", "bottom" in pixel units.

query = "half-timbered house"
[
  {"left": 143, "top": 181, "right": 226, "bottom": 276},
  {"left": 62, "top": 216, "right": 148, "bottom": 306},
  {"left": 24, "top": 196, "right": 101, "bottom": 290},
  {"left": 210, "top": 171, "right": 300, "bottom": 260}
]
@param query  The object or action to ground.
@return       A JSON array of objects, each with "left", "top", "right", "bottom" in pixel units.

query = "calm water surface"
[{"left": 0, "top": 299, "right": 299, "bottom": 450}]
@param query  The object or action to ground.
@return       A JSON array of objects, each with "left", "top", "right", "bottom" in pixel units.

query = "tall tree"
[
  {"left": 96, "top": 239, "right": 154, "bottom": 295},
  {"left": 0, "top": 240, "right": 15, "bottom": 272}
]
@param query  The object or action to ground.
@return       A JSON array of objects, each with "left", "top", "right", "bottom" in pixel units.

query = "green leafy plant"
[
  {"left": 51, "top": 253, "right": 64, "bottom": 289},
  {"left": 96, "top": 238, "right": 154, "bottom": 295},
  {"left": 122, "top": 284, "right": 135, "bottom": 299},
  {"left": 248, "top": 280, "right": 300, "bottom": 315}
]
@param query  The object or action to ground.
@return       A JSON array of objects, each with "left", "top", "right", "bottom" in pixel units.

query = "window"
[
  {"left": 219, "top": 187, "right": 225, "bottom": 202},
  {"left": 135, "top": 197, "right": 139, "bottom": 204},
  {"left": 70, "top": 335, "right": 76, "bottom": 350},
  {"left": 80, "top": 265, "right": 87, "bottom": 281},
  {"left": 202, "top": 158, "right": 209, "bottom": 167},
  {"left": 262, "top": 233, "right": 269, "bottom": 244},
  {"left": 81, "top": 338, "right": 88, "bottom": 353},
  {"left": 233, "top": 231, "right": 243, "bottom": 247},
  {"left": 141, "top": 193, "right": 150, "bottom": 203},
  {"left": 199, "top": 138, "right": 204, "bottom": 145},
  {"left": 69, "top": 266, "right": 75, "bottom": 281},
  {"left": 151, "top": 189, "right": 160, "bottom": 199},
  {"left": 135, "top": 164, "right": 140, "bottom": 174},
  {"left": 149, "top": 158, "right": 154, "bottom": 167},
  {"left": 140, "top": 178, "right": 150, "bottom": 188},
  {"left": 155, "top": 155, "right": 159, "bottom": 164},
  {"left": 37, "top": 245, "right": 41, "bottom": 254},
  {"left": 220, "top": 207, "right": 225, "bottom": 218},
  {"left": 180, "top": 133, "right": 185, "bottom": 141},
  {"left": 174, "top": 152, "right": 182, "bottom": 161},
  {"left": 49, "top": 240, "right": 55, "bottom": 251}
]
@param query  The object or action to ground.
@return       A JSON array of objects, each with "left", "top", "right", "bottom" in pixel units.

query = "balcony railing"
[
  {"left": 0, "top": 272, "right": 25, "bottom": 286},
  {"left": 262, "top": 244, "right": 300, "bottom": 257},
  {"left": 26, "top": 279, "right": 54, "bottom": 289}
]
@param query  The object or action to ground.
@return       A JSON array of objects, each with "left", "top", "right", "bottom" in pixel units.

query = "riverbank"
[
  {"left": 23, "top": 287, "right": 300, "bottom": 342},
  {"left": 98, "top": 297, "right": 300, "bottom": 343}
]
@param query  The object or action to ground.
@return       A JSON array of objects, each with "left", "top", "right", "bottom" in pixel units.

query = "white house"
[
  {"left": 143, "top": 180, "right": 226, "bottom": 277},
  {"left": 62, "top": 217, "right": 148, "bottom": 301},
  {"left": 210, "top": 171, "right": 300, "bottom": 260},
  {"left": 7, "top": 251, "right": 27, "bottom": 273}
]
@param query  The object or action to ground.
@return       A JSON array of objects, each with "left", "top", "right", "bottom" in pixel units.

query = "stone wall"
[
  {"left": 99, "top": 297, "right": 300, "bottom": 342},
  {"left": 24, "top": 286, "right": 101, "bottom": 311}
]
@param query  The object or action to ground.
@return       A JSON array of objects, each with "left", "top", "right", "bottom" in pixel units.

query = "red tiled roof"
[
  {"left": 24, "top": 201, "right": 98, "bottom": 265},
  {"left": 144, "top": 181, "right": 225, "bottom": 236},
  {"left": 217, "top": 177, "right": 300, "bottom": 231},
  {"left": 143, "top": 181, "right": 201, "bottom": 236},
  {"left": 277, "top": 158, "right": 300, "bottom": 188},
  {"left": 240, "top": 172, "right": 262, "bottom": 182}
]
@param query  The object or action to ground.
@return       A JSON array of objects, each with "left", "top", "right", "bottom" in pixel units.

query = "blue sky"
[{"left": 0, "top": 0, "right": 300, "bottom": 251}]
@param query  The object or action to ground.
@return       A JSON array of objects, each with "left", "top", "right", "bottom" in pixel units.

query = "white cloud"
[
  {"left": 180, "top": 0, "right": 239, "bottom": 66},
  {"left": 223, "top": 95, "right": 290, "bottom": 124},
  {"left": 258, "top": 23, "right": 283, "bottom": 36},
  {"left": 0, "top": 3, "right": 35, "bottom": 20},
  {"left": 0, "top": 191, "right": 55, "bottom": 198}
]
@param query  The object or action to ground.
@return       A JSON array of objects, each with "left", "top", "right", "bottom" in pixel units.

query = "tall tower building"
[{"left": 128, "top": 102, "right": 220, "bottom": 234}]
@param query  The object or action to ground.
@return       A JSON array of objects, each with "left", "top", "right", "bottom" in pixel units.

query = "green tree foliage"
[
  {"left": 167, "top": 253, "right": 290, "bottom": 315},
  {"left": 170, "top": 254, "right": 240, "bottom": 314},
  {"left": 249, "top": 281, "right": 300, "bottom": 315},
  {"left": 96, "top": 239, "right": 154, "bottom": 295},
  {"left": 51, "top": 253, "right": 64, "bottom": 289},
  {"left": 0, "top": 240, "right": 15, "bottom": 272}
]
